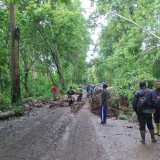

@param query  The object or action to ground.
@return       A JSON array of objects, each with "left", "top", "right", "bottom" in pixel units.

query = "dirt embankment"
[{"left": 89, "top": 90, "right": 133, "bottom": 118}]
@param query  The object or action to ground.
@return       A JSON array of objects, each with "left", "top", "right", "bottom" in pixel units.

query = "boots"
[
  {"left": 150, "top": 130, "right": 157, "bottom": 143},
  {"left": 155, "top": 123, "right": 159, "bottom": 135},
  {"left": 140, "top": 130, "right": 145, "bottom": 144}
]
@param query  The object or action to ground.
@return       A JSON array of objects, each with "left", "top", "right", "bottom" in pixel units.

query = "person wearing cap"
[
  {"left": 100, "top": 83, "right": 110, "bottom": 124},
  {"left": 133, "top": 81, "right": 157, "bottom": 144}
]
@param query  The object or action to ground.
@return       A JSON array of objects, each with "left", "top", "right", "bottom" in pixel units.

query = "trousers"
[
  {"left": 100, "top": 106, "right": 108, "bottom": 123},
  {"left": 137, "top": 113, "right": 154, "bottom": 131},
  {"left": 153, "top": 111, "right": 160, "bottom": 123}
]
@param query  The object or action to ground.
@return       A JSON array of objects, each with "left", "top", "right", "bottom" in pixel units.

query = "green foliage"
[
  {"left": 89, "top": 0, "right": 160, "bottom": 107},
  {"left": 0, "top": 0, "right": 90, "bottom": 107},
  {"left": 0, "top": 93, "right": 11, "bottom": 104},
  {"left": 118, "top": 114, "right": 130, "bottom": 120},
  {"left": 13, "top": 105, "right": 24, "bottom": 116},
  {"left": 0, "top": 105, "right": 11, "bottom": 112}
]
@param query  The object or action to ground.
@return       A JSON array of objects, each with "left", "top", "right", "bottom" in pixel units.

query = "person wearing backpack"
[
  {"left": 133, "top": 81, "right": 157, "bottom": 144},
  {"left": 153, "top": 81, "right": 160, "bottom": 136}
]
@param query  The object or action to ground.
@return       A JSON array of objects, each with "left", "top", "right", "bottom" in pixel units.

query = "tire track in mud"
[
  {"left": 58, "top": 103, "right": 109, "bottom": 160},
  {"left": 0, "top": 107, "right": 55, "bottom": 150},
  {"left": 0, "top": 106, "right": 72, "bottom": 160},
  {"left": 1, "top": 100, "right": 160, "bottom": 160}
]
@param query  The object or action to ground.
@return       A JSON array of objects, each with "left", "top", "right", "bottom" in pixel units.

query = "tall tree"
[{"left": 10, "top": 0, "right": 21, "bottom": 103}]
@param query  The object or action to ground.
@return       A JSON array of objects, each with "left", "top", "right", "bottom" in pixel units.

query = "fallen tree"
[
  {"left": 24, "top": 98, "right": 84, "bottom": 114},
  {"left": 0, "top": 110, "right": 15, "bottom": 120}
]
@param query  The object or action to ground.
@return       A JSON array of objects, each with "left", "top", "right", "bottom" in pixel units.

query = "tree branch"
[
  {"left": 147, "top": 45, "right": 160, "bottom": 52},
  {"left": 37, "top": 28, "right": 54, "bottom": 55},
  {"left": 111, "top": 12, "right": 160, "bottom": 40}
]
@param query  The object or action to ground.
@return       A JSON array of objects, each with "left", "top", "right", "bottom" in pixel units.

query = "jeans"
[{"left": 100, "top": 106, "right": 108, "bottom": 123}]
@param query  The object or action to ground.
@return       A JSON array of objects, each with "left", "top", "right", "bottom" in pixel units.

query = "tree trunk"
[
  {"left": 37, "top": 29, "right": 65, "bottom": 90},
  {"left": 10, "top": 2, "right": 21, "bottom": 104},
  {"left": 43, "top": 56, "right": 55, "bottom": 85},
  {"left": 53, "top": 44, "right": 65, "bottom": 90},
  {"left": 24, "top": 68, "right": 29, "bottom": 94},
  {"left": 32, "top": 50, "right": 36, "bottom": 80},
  {"left": 0, "top": 67, "right": 3, "bottom": 93}
]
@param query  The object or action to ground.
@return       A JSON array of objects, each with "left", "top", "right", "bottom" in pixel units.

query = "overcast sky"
[
  {"left": 80, "top": 0, "right": 107, "bottom": 62},
  {"left": 80, "top": 0, "right": 99, "bottom": 62}
]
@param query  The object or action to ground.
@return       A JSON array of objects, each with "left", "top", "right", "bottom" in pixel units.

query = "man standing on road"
[
  {"left": 153, "top": 80, "right": 160, "bottom": 136},
  {"left": 133, "top": 81, "right": 157, "bottom": 144},
  {"left": 100, "top": 84, "right": 110, "bottom": 124}
]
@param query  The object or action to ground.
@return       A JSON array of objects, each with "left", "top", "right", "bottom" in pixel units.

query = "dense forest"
[
  {"left": 89, "top": 0, "right": 160, "bottom": 103},
  {"left": 1, "top": 0, "right": 160, "bottom": 111},
  {"left": 0, "top": 0, "right": 90, "bottom": 108}
]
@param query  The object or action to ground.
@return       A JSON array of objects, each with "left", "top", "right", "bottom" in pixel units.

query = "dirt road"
[{"left": 0, "top": 101, "right": 160, "bottom": 160}]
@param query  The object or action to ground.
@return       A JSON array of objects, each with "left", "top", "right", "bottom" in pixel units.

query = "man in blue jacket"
[{"left": 133, "top": 81, "right": 157, "bottom": 144}]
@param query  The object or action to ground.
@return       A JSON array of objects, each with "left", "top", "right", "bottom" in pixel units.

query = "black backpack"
[{"left": 137, "top": 90, "right": 150, "bottom": 113}]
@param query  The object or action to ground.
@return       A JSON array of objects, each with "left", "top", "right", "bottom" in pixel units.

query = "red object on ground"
[{"left": 52, "top": 86, "right": 57, "bottom": 95}]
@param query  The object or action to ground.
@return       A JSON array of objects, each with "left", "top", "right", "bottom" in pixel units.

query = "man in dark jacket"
[
  {"left": 100, "top": 84, "right": 110, "bottom": 124},
  {"left": 153, "top": 81, "right": 160, "bottom": 136},
  {"left": 133, "top": 81, "right": 157, "bottom": 144}
]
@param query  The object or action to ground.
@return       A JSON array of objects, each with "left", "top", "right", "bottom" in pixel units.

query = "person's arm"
[
  {"left": 107, "top": 91, "right": 110, "bottom": 104},
  {"left": 133, "top": 93, "right": 138, "bottom": 113},
  {"left": 101, "top": 91, "right": 107, "bottom": 106},
  {"left": 101, "top": 92, "right": 104, "bottom": 106},
  {"left": 152, "top": 91, "right": 157, "bottom": 110}
]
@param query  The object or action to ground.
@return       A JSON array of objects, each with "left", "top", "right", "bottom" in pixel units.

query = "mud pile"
[
  {"left": 90, "top": 90, "right": 132, "bottom": 118},
  {"left": 89, "top": 90, "right": 102, "bottom": 116}
]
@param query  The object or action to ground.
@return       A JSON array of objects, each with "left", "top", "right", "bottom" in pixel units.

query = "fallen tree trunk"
[
  {"left": 49, "top": 101, "right": 69, "bottom": 108},
  {"left": 0, "top": 111, "right": 15, "bottom": 120}
]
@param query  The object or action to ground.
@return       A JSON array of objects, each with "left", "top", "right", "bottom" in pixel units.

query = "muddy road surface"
[{"left": 0, "top": 101, "right": 160, "bottom": 160}]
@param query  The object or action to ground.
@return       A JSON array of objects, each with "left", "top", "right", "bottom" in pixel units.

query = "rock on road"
[{"left": 0, "top": 101, "right": 160, "bottom": 160}]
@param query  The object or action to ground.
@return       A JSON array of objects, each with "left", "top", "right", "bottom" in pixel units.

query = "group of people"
[
  {"left": 66, "top": 86, "right": 82, "bottom": 106},
  {"left": 52, "top": 85, "right": 83, "bottom": 105},
  {"left": 99, "top": 81, "right": 160, "bottom": 144},
  {"left": 53, "top": 81, "right": 160, "bottom": 144},
  {"left": 86, "top": 84, "right": 100, "bottom": 98}
]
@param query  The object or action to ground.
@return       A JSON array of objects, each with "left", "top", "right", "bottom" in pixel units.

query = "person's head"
[
  {"left": 139, "top": 81, "right": 147, "bottom": 89},
  {"left": 156, "top": 80, "right": 160, "bottom": 89},
  {"left": 103, "top": 84, "right": 108, "bottom": 89},
  {"left": 70, "top": 86, "right": 72, "bottom": 90}
]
